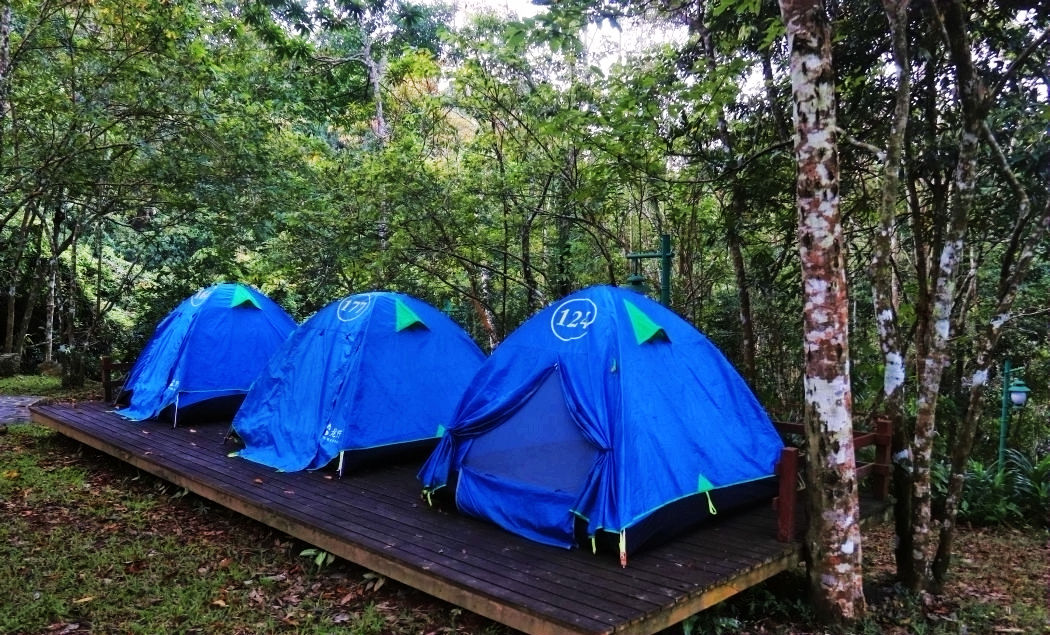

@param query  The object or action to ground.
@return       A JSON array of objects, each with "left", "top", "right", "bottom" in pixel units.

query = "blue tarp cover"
[
  {"left": 233, "top": 291, "right": 486, "bottom": 472},
  {"left": 117, "top": 283, "right": 296, "bottom": 421},
  {"left": 419, "top": 285, "right": 784, "bottom": 550}
]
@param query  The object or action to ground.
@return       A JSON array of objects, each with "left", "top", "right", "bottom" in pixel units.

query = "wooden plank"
[
  {"left": 31, "top": 404, "right": 611, "bottom": 635},
  {"left": 612, "top": 549, "right": 802, "bottom": 634},
  {"left": 62, "top": 406, "right": 777, "bottom": 602},
  {"left": 35, "top": 406, "right": 628, "bottom": 633},
  {"left": 130, "top": 427, "right": 675, "bottom": 618},
  {"left": 853, "top": 431, "right": 876, "bottom": 448},
  {"left": 29, "top": 401, "right": 895, "bottom": 635}
]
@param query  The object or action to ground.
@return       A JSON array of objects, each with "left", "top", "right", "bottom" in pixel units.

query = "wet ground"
[{"left": 0, "top": 395, "right": 44, "bottom": 424}]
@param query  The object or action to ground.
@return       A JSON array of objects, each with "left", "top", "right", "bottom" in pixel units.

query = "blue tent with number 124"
[{"left": 419, "top": 285, "right": 784, "bottom": 563}]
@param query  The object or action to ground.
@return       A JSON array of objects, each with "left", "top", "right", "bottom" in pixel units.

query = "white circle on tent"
[
  {"left": 190, "top": 288, "right": 214, "bottom": 307},
  {"left": 550, "top": 298, "right": 598, "bottom": 341},
  {"left": 337, "top": 295, "right": 371, "bottom": 322}
]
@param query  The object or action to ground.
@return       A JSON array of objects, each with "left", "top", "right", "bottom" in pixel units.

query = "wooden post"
[
  {"left": 775, "top": 446, "right": 800, "bottom": 542},
  {"left": 101, "top": 356, "right": 115, "bottom": 403},
  {"left": 101, "top": 356, "right": 130, "bottom": 405}
]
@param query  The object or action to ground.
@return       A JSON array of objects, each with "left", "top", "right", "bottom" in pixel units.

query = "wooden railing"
[
  {"left": 100, "top": 356, "right": 133, "bottom": 404},
  {"left": 771, "top": 416, "right": 892, "bottom": 542}
]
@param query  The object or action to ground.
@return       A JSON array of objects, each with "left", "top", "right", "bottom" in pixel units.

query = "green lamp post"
[{"left": 998, "top": 359, "right": 1031, "bottom": 471}]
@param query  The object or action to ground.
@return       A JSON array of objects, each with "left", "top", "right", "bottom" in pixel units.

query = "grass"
[
  {"left": 0, "top": 423, "right": 507, "bottom": 635},
  {"left": 0, "top": 374, "right": 100, "bottom": 399},
  {"left": 1, "top": 410, "right": 1047, "bottom": 634}
]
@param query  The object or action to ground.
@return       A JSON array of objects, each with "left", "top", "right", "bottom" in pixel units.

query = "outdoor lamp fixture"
[
  {"left": 1008, "top": 377, "right": 1031, "bottom": 408},
  {"left": 625, "top": 268, "right": 649, "bottom": 295},
  {"left": 998, "top": 359, "right": 1032, "bottom": 471}
]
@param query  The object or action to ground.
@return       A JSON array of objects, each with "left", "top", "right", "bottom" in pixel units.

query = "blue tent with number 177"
[
  {"left": 233, "top": 291, "right": 486, "bottom": 473},
  {"left": 419, "top": 285, "right": 784, "bottom": 564}
]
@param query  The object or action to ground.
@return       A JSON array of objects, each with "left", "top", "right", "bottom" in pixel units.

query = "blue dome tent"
[
  {"left": 116, "top": 283, "right": 296, "bottom": 424},
  {"left": 233, "top": 291, "right": 486, "bottom": 474},
  {"left": 419, "top": 285, "right": 784, "bottom": 564}
]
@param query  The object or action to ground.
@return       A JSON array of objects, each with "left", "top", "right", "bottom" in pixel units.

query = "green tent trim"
[
  {"left": 622, "top": 299, "right": 668, "bottom": 345},
  {"left": 230, "top": 285, "right": 261, "bottom": 309},
  {"left": 395, "top": 298, "right": 427, "bottom": 331},
  {"left": 697, "top": 473, "right": 718, "bottom": 515}
]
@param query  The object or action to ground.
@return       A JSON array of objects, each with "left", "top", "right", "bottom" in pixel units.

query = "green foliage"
[
  {"left": 1004, "top": 449, "right": 1050, "bottom": 525},
  {"left": 0, "top": 0, "right": 1046, "bottom": 551},
  {"left": 933, "top": 449, "right": 1050, "bottom": 527},
  {"left": 959, "top": 460, "right": 1023, "bottom": 526},
  {"left": 0, "top": 375, "right": 62, "bottom": 396},
  {"left": 299, "top": 547, "right": 336, "bottom": 570}
]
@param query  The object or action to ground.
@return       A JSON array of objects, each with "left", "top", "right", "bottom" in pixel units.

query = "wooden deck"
[{"left": 31, "top": 401, "right": 886, "bottom": 635}]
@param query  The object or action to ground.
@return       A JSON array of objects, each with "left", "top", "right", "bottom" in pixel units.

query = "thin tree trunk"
[
  {"left": 697, "top": 12, "right": 757, "bottom": 383},
  {"left": 932, "top": 147, "right": 1050, "bottom": 589},
  {"left": 909, "top": 135, "right": 973, "bottom": 591},
  {"left": 910, "top": 0, "right": 984, "bottom": 590},
  {"left": 14, "top": 254, "right": 46, "bottom": 359},
  {"left": 779, "top": 0, "right": 865, "bottom": 622},
  {"left": 727, "top": 190, "right": 757, "bottom": 383},
  {"left": 361, "top": 32, "right": 388, "bottom": 143},
  {"left": 44, "top": 254, "right": 56, "bottom": 364},
  {"left": 870, "top": 0, "right": 914, "bottom": 586},
  {"left": 471, "top": 268, "right": 499, "bottom": 351},
  {"left": 4, "top": 209, "right": 36, "bottom": 353},
  {"left": 0, "top": 0, "right": 11, "bottom": 142},
  {"left": 761, "top": 51, "right": 790, "bottom": 143},
  {"left": 67, "top": 226, "right": 76, "bottom": 348},
  {"left": 63, "top": 226, "right": 84, "bottom": 387}
]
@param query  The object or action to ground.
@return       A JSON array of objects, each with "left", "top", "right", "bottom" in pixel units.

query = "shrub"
[
  {"left": 935, "top": 450, "right": 1050, "bottom": 527},
  {"left": 1004, "top": 449, "right": 1050, "bottom": 526}
]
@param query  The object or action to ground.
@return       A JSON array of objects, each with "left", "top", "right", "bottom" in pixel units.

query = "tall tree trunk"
[
  {"left": 870, "top": 0, "right": 915, "bottom": 586},
  {"left": 14, "top": 254, "right": 45, "bottom": 358},
  {"left": 931, "top": 136, "right": 1050, "bottom": 590},
  {"left": 4, "top": 209, "right": 36, "bottom": 353},
  {"left": 726, "top": 190, "right": 757, "bottom": 383},
  {"left": 909, "top": 0, "right": 984, "bottom": 590},
  {"left": 44, "top": 254, "right": 56, "bottom": 364},
  {"left": 779, "top": 0, "right": 865, "bottom": 622},
  {"left": 697, "top": 11, "right": 757, "bottom": 383}
]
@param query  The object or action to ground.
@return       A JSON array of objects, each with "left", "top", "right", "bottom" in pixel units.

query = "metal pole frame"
[{"left": 626, "top": 234, "right": 674, "bottom": 306}]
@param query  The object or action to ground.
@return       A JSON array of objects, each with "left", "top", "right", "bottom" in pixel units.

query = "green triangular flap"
[
  {"left": 697, "top": 474, "right": 715, "bottom": 493},
  {"left": 622, "top": 300, "right": 667, "bottom": 345},
  {"left": 395, "top": 298, "right": 427, "bottom": 332},
  {"left": 697, "top": 474, "right": 718, "bottom": 515},
  {"left": 230, "top": 285, "right": 261, "bottom": 309}
]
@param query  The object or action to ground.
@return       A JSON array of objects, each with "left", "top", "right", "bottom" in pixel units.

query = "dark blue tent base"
[
  {"left": 118, "top": 392, "right": 247, "bottom": 425},
  {"left": 438, "top": 469, "right": 780, "bottom": 559},
  {"left": 587, "top": 476, "right": 781, "bottom": 558},
  {"left": 335, "top": 438, "right": 441, "bottom": 476}
]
